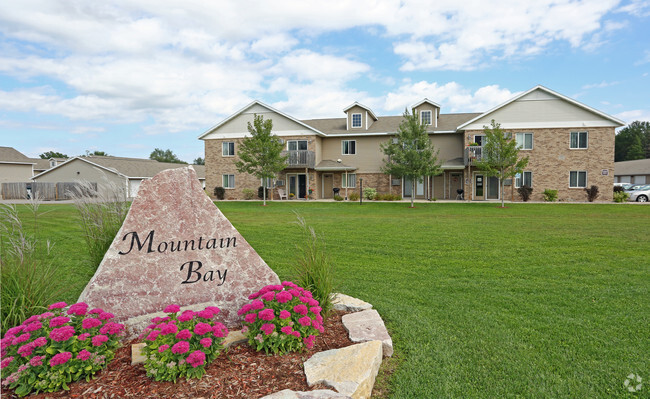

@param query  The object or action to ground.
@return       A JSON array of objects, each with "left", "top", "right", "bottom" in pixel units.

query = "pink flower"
[
  {"left": 213, "top": 323, "right": 228, "bottom": 338},
  {"left": 171, "top": 340, "right": 190, "bottom": 354},
  {"left": 100, "top": 322, "right": 124, "bottom": 335},
  {"left": 49, "top": 316, "right": 70, "bottom": 328},
  {"left": 244, "top": 313, "right": 257, "bottom": 323},
  {"left": 49, "top": 352, "right": 72, "bottom": 366},
  {"left": 5, "top": 325, "right": 23, "bottom": 336},
  {"left": 32, "top": 337, "right": 47, "bottom": 347},
  {"left": 251, "top": 300, "right": 264, "bottom": 310},
  {"left": 278, "top": 310, "right": 291, "bottom": 320},
  {"left": 261, "top": 291, "right": 275, "bottom": 301},
  {"left": 186, "top": 350, "right": 206, "bottom": 368},
  {"left": 302, "top": 291, "right": 313, "bottom": 299},
  {"left": 205, "top": 306, "right": 220, "bottom": 316},
  {"left": 276, "top": 291, "right": 293, "bottom": 303},
  {"left": 200, "top": 337, "right": 212, "bottom": 348},
  {"left": 88, "top": 308, "right": 104, "bottom": 314},
  {"left": 260, "top": 323, "right": 275, "bottom": 335},
  {"left": 308, "top": 298, "right": 320, "bottom": 307},
  {"left": 282, "top": 281, "right": 297, "bottom": 288},
  {"left": 248, "top": 291, "right": 260, "bottom": 300},
  {"left": 158, "top": 344, "right": 170, "bottom": 353},
  {"left": 76, "top": 349, "right": 92, "bottom": 361},
  {"left": 280, "top": 326, "right": 293, "bottom": 335},
  {"left": 194, "top": 322, "right": 212, "bottom": 336},
  {"left": 178, "top": 310, "right": 195, "bottom": 322},
  {"left": 78, "top": 333, "right": 91, "bottom": 341},
  {"left": 38, "top": 312, "right": 54, "bottom": 320},
  {"left": 310, "top": 306, "right": 322, "bottom": 315},
  {"left": 289, "top": 289, "right": 300, "bottom": 297},
  {"left": 304, "top": 334, "right": 316, "bottom": 349},
  {"left": 82, "top": 318, "right": 102, "bottom": 329},
  {"left": 164, "top": 304, "right": 180, "bottom": 313},
  {"left": 23, "top": 321, "right": 43, "bottom": 332},
  {"left": 258, "top": 308, "right": 275, "bottom": 321},
  {"left": 1, "top": 356, "right": 14, "bottom": 369},
  {"left": 145, "top": 331, "right": 160, "bottom": 341},
  {"left": 241, "top": 326, "right": 249, "bottom": 334},
  {"left": 299, "top": 296, "right": 309, "bottom": 304},
  {"left": 12, "top": 332, "right": 31, "bottom": 345},
  {"left": 29, "top": 355, "right": 45, "bottom": 367},
  {"left": 92, "top": 335, "right": 109, "bottom": 346},
  {"left": 99, "top": 312, "right": 115, "bottom": 320},
  {"left": 293, "top": 305, "right": 308, "bottom": 315},
  {"left": 151, "top": 317, "right": 163, "bottom": 324},
  {"left": 237, "top": 303, "right": 253, "bottom": 316},
  {"left": 160, "top": 323, "right": 178, "bottom": 335},
  {"left": 298, "top": 316, "right": 312, "bottom": 327},
  {"left": 23, "top": 315, "right": 40, "bottom": 324},
  {"left": 197, "top": 309, "right": 214, "bottom": 319},
  {"left": 176, "top": 329, "right": 192, "bottom": 340},
  {"left": 17, "top": 343, "right": 34, "bottom": 357},
  {"left": 50, "top": 326, "right": 75, "bottom": 342},
  {"left": 68, "top": 302, "right": 88, "bottom": 316},
  {"left": 291, "top": 331, "right": 301, "bottom": 338},
  {"left": 48, "top": 301, "right": 67, "bottom": 310}
]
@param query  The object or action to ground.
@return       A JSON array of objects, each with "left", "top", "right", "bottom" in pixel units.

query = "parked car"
[
  {"left": 614, "top": 183, "right": 634, "bottom": 190},
  {"left": 628, "top": 185, "right": 650, "bottom": 202},
  {"left": 625, "top": 184, "right": 645, "bottom": 192}
]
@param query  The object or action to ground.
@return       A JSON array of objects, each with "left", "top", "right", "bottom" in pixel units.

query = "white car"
[{"left": 628, "top": 184, "right": 650, "bottom": 202}]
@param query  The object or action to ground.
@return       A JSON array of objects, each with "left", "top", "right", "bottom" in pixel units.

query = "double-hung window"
[
  {"left": 515, "top": 171, "right": 533, "bottom": 188},
  {"left": 351, "top": 113, "right": 362, "bottom": 128},
  {"left": 222, "top": 142, "right": 235, "bottom": 156},
  {"left": 342, "top": 173, "right": 356, "bottom": 188},
  {"left": 516, "top": 133, "right": 533, "bottom": 150},
  {"left": 569, "top": 171, "right": 587, "bottom": 188},
  {"left": 570, "top": 131, "right": 588, "bottom": 149},
  {"left": 222, "top": 174, "right": 235, "bottom": 189},
  {"left": 342, "top": 140, "right": 356, "bottom": 155},
  {"left": 421, "top": 110, "right": 432, "bottom": 125},
  {"left": 287, "top": 140, "right": 308, "bottom": 151}
]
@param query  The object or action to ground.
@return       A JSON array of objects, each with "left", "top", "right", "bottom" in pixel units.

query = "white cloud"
[
  {"left": 615, "top": 109, "right": 650, "bottom": 124},
  {"left": 618, "top": 0, "right": 650, "bottom": 17},
  {"left": 582, "top": 81, "right": 620, "bottom": 89}
]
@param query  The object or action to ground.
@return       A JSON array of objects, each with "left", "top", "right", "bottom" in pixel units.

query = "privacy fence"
[{"left": 1, "top": 182, "right": 97, "bottom": 200}]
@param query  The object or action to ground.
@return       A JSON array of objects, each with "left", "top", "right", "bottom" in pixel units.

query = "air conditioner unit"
[
  {"left": 392, "top": 138, "right": 398, "bottom": 144},
  {"left": 278, "top": 138, "right": 285, "bottom": 144},
  {"left": 275, "top": 180, "right": 285, "bottom": 186},
  {"left": 391, "top": 179, "right": 401, "bottom": 186},
  {"left": 503, "top": 179, "right": 512, "bottom": 186}
]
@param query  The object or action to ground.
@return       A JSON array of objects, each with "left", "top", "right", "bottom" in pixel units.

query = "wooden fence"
[{"left": 1, "top": 182, "right": 97, "bottom": 200}]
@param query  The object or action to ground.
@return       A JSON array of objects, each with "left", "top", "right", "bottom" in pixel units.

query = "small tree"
[
  {"left": 86, "top": 150, "right": 110, "bottom": 157},
  {"left": 473, "top": 120, "right": 529, "bottom": 208},
  {"left": 193, "top": 157, "right": 205, "bottom": 165},
  {"left": 380, "top": 109, "right": 442, "bottom": 208},
  {"left": 235, "top": 115, "right": 287, "bottom": 206},
  {"left": 149, "top": 148, "right": 187, "bottom": 164}
]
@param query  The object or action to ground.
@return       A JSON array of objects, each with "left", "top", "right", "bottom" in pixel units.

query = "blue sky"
[{"left": 1, "top": 0, "right": 649, "bottom": 163}]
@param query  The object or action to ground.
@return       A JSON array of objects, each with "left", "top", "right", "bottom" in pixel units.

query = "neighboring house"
[
  {"left": 200, "top": 85, "right": 624, "bottom": 202},
  {"left": 614, "top": 158, "right": 650, "bottom": 185},
  {"left": 0, "top": 146, "right": 36, "bottom": 184},
  {"left": 33, "top": 157, "right": 68, "bottom": 175},
  {"left": 32, "top": 156, "right": 206, "bottom": 198}
]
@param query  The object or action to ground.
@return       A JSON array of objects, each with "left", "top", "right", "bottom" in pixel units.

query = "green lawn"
[{"left": 8, "top": 202, "right": 650, "bottom": 398}]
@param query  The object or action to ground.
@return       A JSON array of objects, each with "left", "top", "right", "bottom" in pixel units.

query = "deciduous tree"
[
  {"left": 149, "top": 148, "right": 187, "bottom": 164},
  {"left": 39, "top": 151, "right": 68, "bottom": 159}
]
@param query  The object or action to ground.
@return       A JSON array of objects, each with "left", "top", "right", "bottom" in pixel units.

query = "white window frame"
[
  {"left": 342, "top": 173, "right": 356, "bottom": 188},
  {"left": 421, "top": 110, "right": 432, "bottom": 126},
  {"left": 516, "top": 133, "right": 533, "bottom": 150},
  {"left": 351, "top": 113, "right": 362, "bottom": 128},
  {"left": 569, "top": 171, "right": 587, "bottom": 188},
  {"left": 222, "top": 174, "right": 235, "bottom": 189},
  {"left": 515, "top": 171, "right": 533, "bottom": 188},
  {"left": 260, "top": 177, "right": 274, "bottom": 187},
  {"left": 473, "top": 135, "right": 485, "bottom": 146},
  {"left": 570, "top": 131, "right": 588, "bottom": 149},
  {"left": 342, "top": 140, "right": 356, "bottom": 155},
  {"left": 287, "top": 140, "right": 308, "bottom": 151},
  {"left": 222, "top": 142, "right": 235, "bottom": 157}
]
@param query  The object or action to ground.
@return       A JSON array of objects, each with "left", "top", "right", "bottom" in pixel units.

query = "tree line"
[
  {"left": 615, "top": 121, "right": 650, "bottom": 162},
  {"left": 38, "top": 149, "right": 204, "bottom": 165}
]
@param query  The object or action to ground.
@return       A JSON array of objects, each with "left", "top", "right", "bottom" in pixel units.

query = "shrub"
[
  {"left": 613, "top": 186, "right": 625, "bottom": 193},
  {"left": 139, "top": 305, "right": 227, "bottom": 382},
  {"left": 584, "top": 185, "right": 599, "bottom": 202},
  {"left": 242, "top": 188, "right": 256, "bottom": 200},
  {"left": 543, "top": 189, "right": 558, "bottom": 202},
  {"left": 291, "top": 215, "right": 334, "bottom": 318},
  {"left": 348, "top": 192, "right": 360, "bottom": 201},
  {"left": 333, "top": 194, "right": 343, "bottom": 201},
  {"left": 613, "top": 191, "right": 629, "bottom": 203},
  {"left": 0, "top": 301, "right": 124, "bottom": 397},
  {"left": 238, "top": 282, "right": 324, "bottom": 354},
  {"left": 69, "top": 179, "right": 128, "bottom": 269},
  {"left": 378, "top": 193, "right": 402, "bottom": 201},
  {"left": 258, "top": 186, "right": 271, "bottom": 199},
  {"left": 363, "top": 187, "right": 377, "bottom": 200},
  {"left": 214, "top": 187, "right": 225, "bottom": 200},
  {"left": 517, "top": 185, "right": 533, "bottom": 202},
  {"left": 0, "top": 202, "right": 62, "bottom": 335}
]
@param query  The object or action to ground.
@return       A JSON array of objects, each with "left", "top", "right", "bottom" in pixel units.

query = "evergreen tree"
[{"left": 615, "top": 121, "right": 650, "bottom": 161}]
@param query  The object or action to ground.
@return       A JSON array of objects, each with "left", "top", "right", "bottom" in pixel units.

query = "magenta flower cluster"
[
  {"left": 238, "top": 281, "right": 324, "bottom": 355},
  {"left": 139, "top": 305, "right": 227, "bottom": 382},
  {"left": 0, "top": 301, "right": 125, "bottom": 396}
]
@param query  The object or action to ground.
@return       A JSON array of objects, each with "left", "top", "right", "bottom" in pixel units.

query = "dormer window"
[
  {"left": 50, "top": 160, "right": 56, "bottom": 168},
  {"left": 421, "top": 110, "right": 432, "bottom": 126},
  {"left": 351, "top": 113, "right": 362, "bottom": 128}
]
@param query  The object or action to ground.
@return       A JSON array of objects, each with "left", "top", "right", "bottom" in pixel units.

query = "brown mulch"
[{"left": 5, "top": 311, "right": 355, "bottom": 399}]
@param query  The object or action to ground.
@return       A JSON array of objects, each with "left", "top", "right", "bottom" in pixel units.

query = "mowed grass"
[{"left": 8, "top": 201, "right": 650, "bottom": 398}]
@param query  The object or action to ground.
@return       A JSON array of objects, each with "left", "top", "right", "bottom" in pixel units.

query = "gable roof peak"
[
  {"left": 412, "top": 98, "right": 441, "bottom": 109},
  {"left": 342, "top": 101, "right": 378, "bottom": 121}
]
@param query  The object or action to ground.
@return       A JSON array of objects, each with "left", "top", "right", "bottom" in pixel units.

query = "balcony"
[
  {"left": 282, "top": 150, "right": 315, "bottom": 168},
  {"left": 464, "top": 146, "right": 483, "bottom": 166}
]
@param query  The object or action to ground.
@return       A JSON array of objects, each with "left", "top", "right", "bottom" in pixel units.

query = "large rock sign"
[{"left": 78, "top": 166, "right": 280, "bottom": 330}]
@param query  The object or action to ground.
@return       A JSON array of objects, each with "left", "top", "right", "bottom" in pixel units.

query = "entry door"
[
  {"left": 322, "top": 174, "right": 333, "bottom": 198},
  {"left": 487, "top": 177, "right": 499, "bottom": 200},
  {"left": 474, "top": 174, "right": 485, "bottom": 200},
  {"left": 403, "top": 177, "right": 424, "bottom": 197},
  {"left": 288, "top": 175, "right": 297, "bottom": 197},
  {"left": 403, "top": 178, "right": 413, "bottom": 197},
  {"left": 298, "top": 175, "right": 307, "bottom": 198},
  {"left": 449, "top": 173, "right": 462, "bottom": 199}
]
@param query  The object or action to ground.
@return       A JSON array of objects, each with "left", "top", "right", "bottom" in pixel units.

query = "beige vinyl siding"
[
  {"left": 414, "top": 103, "right": 439, "bottom": 127},
  {"left": 32, "top": 159, "right": 127, "bottom": 197},
  {"left": 0, "top": 164, "right": 34, "bottom": 183},
  {"left": 345, "top": 105, "right": 375, "bottom": 130},
  {"left": 205, "top": 106, "right": 314, "bottom": 136},
  {"left": 430, "top": 134, "right": 464, "bottom": 161},
  {"left": 432, "top": 174, "right": 445, "bottom": 199}
]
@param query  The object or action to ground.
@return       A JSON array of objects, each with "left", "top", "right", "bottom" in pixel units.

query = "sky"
[{"left": 1, "top": 0, "right": 649, "bottom": 164}]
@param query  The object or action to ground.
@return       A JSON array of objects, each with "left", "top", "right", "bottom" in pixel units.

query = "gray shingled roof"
[
  {"left": 614, "top": 158, "right": 650, "bottom": 176},
  {"left": 0, "top": 147, "right": 35, "bottom": 163},
  {"left": 81, "top": 156, "right": 206, "bottom": 179},
  {"left": 301, "top": 113, "right": 481, "bottom": 135}
]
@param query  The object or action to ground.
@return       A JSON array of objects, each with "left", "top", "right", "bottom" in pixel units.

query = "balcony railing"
[
  {"left": 282, "top": 150, "right": 315, "bottom": 168},
  {"left": 464, "top": 146, "right": 483, "bottom": 165}
]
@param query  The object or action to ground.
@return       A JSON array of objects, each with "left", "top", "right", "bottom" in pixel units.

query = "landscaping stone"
[
  {"left": 303, "top": 340, "right": 383, "bottom": 399},
  {"left": 78, "top": 166, "right": 280, "bottom": 336},
  {"left": 131, "top": 343, "right": 146, "bottom": 365},
  {"left": 223, "top": 329, "right": 248, "bottom": 348},
  {"left": 261, "top": 389, "right": 351, "bottom": 398},
  {"left": 331, "top": 293, "right": 372, "bottom": 312},
  {"left": 342, "top": 309, "right": 393, "bottom": 357}
]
